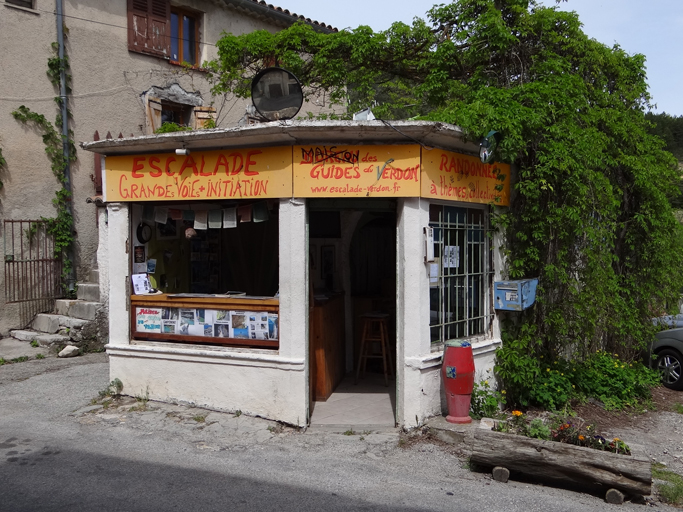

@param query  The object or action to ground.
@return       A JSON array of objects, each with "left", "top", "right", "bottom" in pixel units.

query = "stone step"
[
  {"left": 76, "top": 282, "right": 100, "bottom": 302},
  {"left": 10, "top": 330, "right": 70, "bottom": 347},
  {"left": 31, "top": 313, "right": 91, "bottom": 334},
  {"left": 55, "top": 299, "right": 102, "bottom": 321},
  {"left": 89, "top": 269, "right": 99, "bottom": 283}
]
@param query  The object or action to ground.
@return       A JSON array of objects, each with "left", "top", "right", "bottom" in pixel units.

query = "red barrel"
[{"left": 441, "top": 340, "right": 475, "bottom": 424}]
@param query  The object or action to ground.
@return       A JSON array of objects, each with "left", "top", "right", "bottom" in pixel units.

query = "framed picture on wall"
[
  {"left": 321, "top": 245, "right": 335, "bottom": 280},
  {"left": 156, "top": 219, "right": 178, "bottom": 240}
]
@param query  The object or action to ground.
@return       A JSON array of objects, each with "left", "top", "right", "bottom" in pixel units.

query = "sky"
[{"left": 279, "top": 0, "right": 683, "bottom": 116}]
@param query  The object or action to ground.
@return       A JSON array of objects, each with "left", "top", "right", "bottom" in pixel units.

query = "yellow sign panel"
[
  {"left": 104, "top": 147, "right": 293, "bottom": 202},
  {"left": 421, "top": 149, "right": 511, "bottom": 206},
  {"left": 293, "top": 145, "right": 421, "bottom": 197}
]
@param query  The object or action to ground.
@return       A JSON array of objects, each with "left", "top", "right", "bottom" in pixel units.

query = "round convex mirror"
[{"left": 251, "top": 67, "right": 304, "bottom": 121}]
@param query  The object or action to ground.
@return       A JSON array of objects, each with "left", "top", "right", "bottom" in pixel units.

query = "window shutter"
[
  {"left": 127, "top": 0, "right": 169, "bottom": 57},
  {"left": 147, "top": 97, "right": 162, "bottom": 133},
  {"left": 193, "top": 106, "right": 217, "bottom": 129}
]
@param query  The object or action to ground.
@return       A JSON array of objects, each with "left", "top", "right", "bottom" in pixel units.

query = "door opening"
[{"left": 308, "top": 201, "right": 397, "bottom": 427}]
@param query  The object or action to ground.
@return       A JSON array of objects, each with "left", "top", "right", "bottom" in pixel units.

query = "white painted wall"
[
  {"left": 105, "top": 197, "right": 309, "bottom": 425},
  {"left": 396, "top": 198, "right": 502, "bottom": 428}
]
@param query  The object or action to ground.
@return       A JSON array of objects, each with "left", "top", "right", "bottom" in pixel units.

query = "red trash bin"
[{"left": 441, "top": 340, "right": 475, "bottom": 424}]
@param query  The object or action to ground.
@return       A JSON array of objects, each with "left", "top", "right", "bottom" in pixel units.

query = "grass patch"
[
  {"left": 653, "top": 464, "right": 683, "bottom": 505},
  {"left": 30, "top": 340, "right": 39, "bottom": 348},
  {"left": 343, "top": 429, "right": 356, "bottom": 436},
  {"left": 11, "top": 356, "right": 29, "bottom": 363},
  {"left": 192, "top": 415, "right": 206, "bottom": 423},
  {"left": 36, "top": 354, "right": 45, "bottom": 360},
  {"left": 673, "top": 403, "right": 683, "bottom": 414}
]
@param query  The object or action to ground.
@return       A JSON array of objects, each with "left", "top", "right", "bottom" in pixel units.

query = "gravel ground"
[{"left": 1, "top": 351, "right": 681, "bottom": 510}]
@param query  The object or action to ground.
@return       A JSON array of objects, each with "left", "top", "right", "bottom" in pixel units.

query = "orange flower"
[
  {"left": 512, "top": 410, "right": 523, "bottom": 417},
  {"left": 578, "top": 435, "right": 585, "bottom": 441}
]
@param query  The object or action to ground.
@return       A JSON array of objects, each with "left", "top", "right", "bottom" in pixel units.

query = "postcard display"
[{"left": 135, "top": 306, "right": 278, "bottom": 342}]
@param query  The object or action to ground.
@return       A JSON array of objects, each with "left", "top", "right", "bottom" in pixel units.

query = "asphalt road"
[{"left": 0, "top": 354, "right": 670, "bottom": 511}]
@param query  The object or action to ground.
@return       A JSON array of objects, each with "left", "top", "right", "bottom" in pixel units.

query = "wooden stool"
[{"left": 355, "top": 312, "right": 394, "bottom": 386}]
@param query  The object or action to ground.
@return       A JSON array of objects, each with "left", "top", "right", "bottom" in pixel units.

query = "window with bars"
[{"left": 429, "top": 203, "right": 491, "bottom": 344}]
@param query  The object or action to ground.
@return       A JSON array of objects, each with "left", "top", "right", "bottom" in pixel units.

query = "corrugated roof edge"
[{"left": 222, "top": 0, "right": 338, "bottom": 32}]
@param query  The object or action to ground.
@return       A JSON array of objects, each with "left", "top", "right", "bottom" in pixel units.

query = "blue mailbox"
[{"left": 494, "top": 279, "right": 538, "bottom": 311}]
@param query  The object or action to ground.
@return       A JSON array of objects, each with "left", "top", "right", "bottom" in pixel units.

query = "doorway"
[{"left": 308, "top": 200, "right": 397, "bottom": 428}]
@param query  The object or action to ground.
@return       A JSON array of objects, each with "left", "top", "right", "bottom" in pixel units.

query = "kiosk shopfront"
[{"left": 83, "top": 121, "right": 511, "bottom": 427}]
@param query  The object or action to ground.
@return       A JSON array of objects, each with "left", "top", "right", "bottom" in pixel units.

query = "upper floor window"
[
  {"left": 171, "top": 8, "right": 199, "bottom": 66},
  {"left": 6, "top": 0, "right": 34, "bottom": 8},
  {"left": 127, "top": 0, "right": 201, "bottom": 64}
]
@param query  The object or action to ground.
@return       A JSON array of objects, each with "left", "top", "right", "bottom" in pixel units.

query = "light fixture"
[
  {"left": 479, "top": 130, "right": 500, "bottom": 164},
  {"left": 175, "top": 148, "right": 190, "bottom": 156}
]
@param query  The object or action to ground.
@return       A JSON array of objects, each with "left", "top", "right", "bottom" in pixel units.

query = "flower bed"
[{"left": 493, "top": 410, "right": 631, "bottom": 455}]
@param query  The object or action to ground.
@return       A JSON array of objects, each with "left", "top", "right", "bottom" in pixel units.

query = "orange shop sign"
[
  {"left": 292, "top": 145, "right": 421, "bottom": 197},
  {"left": 104, "top": 146, "right": 293, "bottom": 201},
  {"left": 421, "top": 149, "right": 510, "bottom": 206}
]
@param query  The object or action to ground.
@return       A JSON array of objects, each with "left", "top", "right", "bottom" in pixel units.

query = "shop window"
[
  {"left": 127, "top": 0, "right": 201, "bottom": 64},
  {"left": 130, "top": 201, "right": 280, "bottom": 349},
  {"left": 429, "top": 204, "right": 491, "bottom": 344}
]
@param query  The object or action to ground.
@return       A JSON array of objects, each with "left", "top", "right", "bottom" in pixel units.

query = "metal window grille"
[
  {"left": 3, "top": 220, "right": 63, "bottom": 304},
  {"left": 429, "top": 204, "right": 491, "bottom": 343}
]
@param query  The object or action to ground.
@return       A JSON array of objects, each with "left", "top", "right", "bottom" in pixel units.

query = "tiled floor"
[{"left": 309, "top": 372, "right": 396, "bottom": 428}]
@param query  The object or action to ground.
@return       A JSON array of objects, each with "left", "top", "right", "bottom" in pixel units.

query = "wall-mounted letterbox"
[{"left": 494, "top": 279, "right": 538, "bottom": 311}]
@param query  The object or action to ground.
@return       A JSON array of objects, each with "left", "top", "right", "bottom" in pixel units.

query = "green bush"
[
  {"left": 470, "top": 379, "right": 506, "bottom": 419},
  {"left": 496, "top": 348, "right": 660, "bottom": 411},
  {"left": 154, "top": 122, "right": 192, "bottom": 134}
]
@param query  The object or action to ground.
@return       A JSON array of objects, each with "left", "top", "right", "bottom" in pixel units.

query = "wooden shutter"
[
  {"left": 193, "top": 106, "right": 217, "bottom": 129},
  {"left": 147, "top": 97, "right": 162, "bottom": 133},
  {"left": 127, "top": 0, "right": 170, "bottom": 57}
]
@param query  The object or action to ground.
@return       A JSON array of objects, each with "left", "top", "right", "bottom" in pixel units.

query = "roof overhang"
[{"left": 80, "top": 120, "right": 479, "bottom": 157}]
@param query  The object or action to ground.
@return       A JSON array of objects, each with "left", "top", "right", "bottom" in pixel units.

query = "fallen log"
[{"left": 470, "top": 429, "right": 651, "bottom": 496}]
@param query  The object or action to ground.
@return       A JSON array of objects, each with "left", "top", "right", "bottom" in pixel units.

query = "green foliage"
[
  {"left": 209, "top": 0, "right": 683, "bottom": 409},
  {"left": 646, "top": 113, "right": 683, "bottom": 161},
  {"left": 0, "top": 146, "right": 5, "bottom": 192},
  {"left": 154, "top": 122, "right": 193, "bottom": 134},
  {"left": 526, "top": 418, "right": 551, "bottom": 440},
  {"left": 470, "top": 379, "right": 506, "bottom": 419},
  {"left": 11, "top": 37, "right": 76, "bottom": 285},
  {"left": 98, "top": 378, "right": 123, "bottom": 399},
  {"left": 498, "top": 348, "right": 659, "bottom": 410},
  {"left": 653, "top": 463, "right": 683, "bottom": 505}
]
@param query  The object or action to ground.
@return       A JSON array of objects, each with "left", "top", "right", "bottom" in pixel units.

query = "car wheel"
[{"left": 656, "top": 348, "right": 683, "bottom": 391}]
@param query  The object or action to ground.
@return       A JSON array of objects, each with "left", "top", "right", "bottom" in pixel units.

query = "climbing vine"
[
  {"left": 11, "top": 36, "right": 76, "bottom": 284},
  {"left": 0, "top": 146, "right": 6, "bottom": 191}
]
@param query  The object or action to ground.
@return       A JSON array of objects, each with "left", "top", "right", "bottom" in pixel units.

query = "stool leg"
[
  {"left": 379, "top": 321, "right": 389, "bottom": 386},
  {"left": 383, "top": 321, "right": 394, "bottom": 378},
  {"left": 355, "top": 319, "right": 368, "bottom": 384}
]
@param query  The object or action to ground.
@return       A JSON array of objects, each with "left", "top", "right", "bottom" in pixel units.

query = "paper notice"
[
  {"left": 223, "top": 208, "right": 237, "bottom": 228},
  {"left": 208, "top": 209, "right": 222, "bottom": 229},
  {"left": 238, "top": 204, "right": 252, "bottom": 223},
  {"left": 154, "top": 207, "right": 169, "bottom": 224},
  {"left": 194, "top": 210, "right": 208, "bottom": 230}
]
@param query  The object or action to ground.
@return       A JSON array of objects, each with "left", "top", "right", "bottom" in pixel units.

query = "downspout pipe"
[{"left": 56, "top": 0, "right": 75, "bottom": 291}]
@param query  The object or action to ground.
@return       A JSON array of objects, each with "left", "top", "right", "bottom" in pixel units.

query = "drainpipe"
[{"left": 56, "top": 0, "right": 75, "bottom": 291}]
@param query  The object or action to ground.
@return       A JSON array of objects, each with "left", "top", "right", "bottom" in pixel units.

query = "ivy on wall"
[{"left": 11, "top": 36, "right": 76, "bottom": 284}]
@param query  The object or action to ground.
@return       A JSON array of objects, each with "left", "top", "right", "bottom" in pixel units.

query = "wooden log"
[{"left": 471, "top": 429, "right": 651, "bottom": 496}]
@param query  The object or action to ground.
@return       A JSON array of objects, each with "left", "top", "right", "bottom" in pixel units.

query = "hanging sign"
[
  {"left": 421, "top": 149, "right": 511, "bottom": 206},
  {"left": 293, "top": 145, "right": 421, "bottom": 197},
  {"left": 104, "top": 147, "right": 293, "bottom": 202}
]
